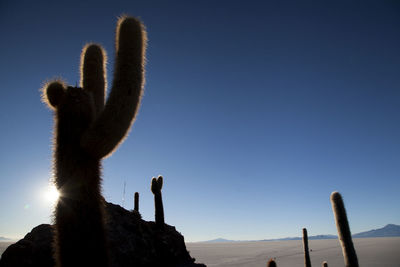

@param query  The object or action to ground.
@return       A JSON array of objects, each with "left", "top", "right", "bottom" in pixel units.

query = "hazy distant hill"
[
  {"left": 201, "top": 224, "right": 400, "bottom": 243},
  {"left": 262, "top": 234, "right": 338, "bottom": 241},
  {"left": 201, "top": 238, "right": 235, "bottom": 243},
  {"left": 201, "top": 235, "right": 337, "bottom": 243},
  {"left": 0, "top": 237, "right": 10, "bottom": 242},
  {"left": 353, "top": 224, "right": 400, "bottom": 238}
]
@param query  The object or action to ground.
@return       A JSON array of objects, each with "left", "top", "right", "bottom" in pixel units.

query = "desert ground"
[{"left": 186, "top": 237, "right": 400, "bottom": 267}]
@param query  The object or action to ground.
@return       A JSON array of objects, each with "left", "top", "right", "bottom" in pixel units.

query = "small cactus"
[
  {"left": 302, "top": 228, "right": 312, "bottom": 267},
  {"left": 134, "top": 192, "right": 139, "bottom": 212},
  {"left": 267, "top": 258, "right": 277, "bottom": 267},
  {"left": 322, "top": 261, "right": 328, "bottom": 267},
  {"left": 151, "top": 176, "right": 165, "bottom": 229},
  {"left": 330, "top": 192, "right": 359, "bottom": 267}
]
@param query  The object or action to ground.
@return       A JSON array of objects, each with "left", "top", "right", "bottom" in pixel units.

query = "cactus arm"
[
  {"left": 157, "top": 176, "right": 163, "bottom": 189},
  {"left": 80, "top": 44, "right": 107, "bottom": 115},
  {"left": 330, "top": 192, "right": 359, "bottom": 267},
  {"left": 151, "top": 177, "right": 159, "bottom": 194},
  {"left": 42, "top": 81, "right": 66, "bottom": 109},
  {"left": 302, "top": 228, "right": 312, "bottom": 267},
  {"left": 81, "top": 16, "right": 147, "bottom": 159}
]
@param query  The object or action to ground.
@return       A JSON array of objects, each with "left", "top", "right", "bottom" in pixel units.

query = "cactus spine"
[
  {"left": 134, "top": 192, "right": 139, "bottom": 212},
  {"left": 151, "top": 176, "right": 165, "bottom": 229},
  {"left": 42, "top": 16, "right": 146, "bottom": 267},
  {"left": 330, "top": 192, "right": 359, "bottom": 267},
  {"left": 302, "top": 228, "right": 312, "bottom": 267}
]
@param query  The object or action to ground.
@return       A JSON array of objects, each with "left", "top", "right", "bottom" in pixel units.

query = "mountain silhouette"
[{"left": 353, "top": 224, "right": 400, "bottom": 238}]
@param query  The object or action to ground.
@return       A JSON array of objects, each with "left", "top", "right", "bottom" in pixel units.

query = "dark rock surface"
[{"left": 0, "top": 202, "right": 206, "bottom": 267}]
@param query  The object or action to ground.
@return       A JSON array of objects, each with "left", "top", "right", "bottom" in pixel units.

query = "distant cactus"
[
  {"left": 302, "top": 228, "right": 312, "bottom": 267},
  {"left": 42, "top": 16, "right": 147, "bottom": 267},
  {"left": 330, "top": 192, "right": 359, "bottom": 267},
  {"left": 134, "top": 192, "right": 139, "bottom": 212},
  {"left": 151, "top": 176, "right": 165, "bottom": 229},
  {"left": 267, "top": 258, "right": 277, "bottom": 267},
  {"left": 322, "top": 261, "right": 328, "bottom": 267}
]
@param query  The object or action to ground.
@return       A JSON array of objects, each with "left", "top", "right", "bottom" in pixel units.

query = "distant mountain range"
[
  {"left": 261, "top": 234, "right": 337, "bottom": 242},
  {"left": 0, "top": 237, "right": 11, "bottom": 242},
  {"left": 353, "top": 224, "right": 400, "bottom": 238},
  {"left": 200, "top": 224, "right": 400, "bottom": 243},
  {"left": 203, "top": 238, "right": 234, "bottom": 243}
]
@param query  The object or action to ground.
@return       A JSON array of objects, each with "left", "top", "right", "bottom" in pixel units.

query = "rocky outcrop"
[{"left": 0, "top": 202, "right": 206, "bottom": 267}]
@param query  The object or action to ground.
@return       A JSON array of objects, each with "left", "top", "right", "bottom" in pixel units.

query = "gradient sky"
[{"left": 0, "top": 0, "right": 399, "bottom": 242}]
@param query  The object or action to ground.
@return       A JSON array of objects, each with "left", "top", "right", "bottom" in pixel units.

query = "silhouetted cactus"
[
  {"left": 330, "top": 192, "right": 359, "bottom": 267},
  {"left": 151, "top": 176, "right": 165, "bottom": 229},
  {"left": 42, "top": 16, "right": 147, "bottom": 267},
  {"left": 322, "top": 261, "right": 328, "bottom": 267},
  {"left": 267, "top": 258, "right": 277, "bottom": 267},
  {"left": 302, "top": 228, "right": 312, "bottom": 267},
  {"left": 134, "top": 192, "right": 139, "bottom": 212}
]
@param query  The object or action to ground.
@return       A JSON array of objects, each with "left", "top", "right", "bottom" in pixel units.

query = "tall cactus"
[
  {"left": 330, "top": 192, "right": 359, "bottom": 267},
  {"left": 302, "top": 228, "right": 312, "bottom": 267},
  {"left": 151, "top": 176, "right": 165, "bottom": 229},
  {"left": 134, "top": 191, "right": 139, "bottom": 212},
  {"left": 42, "top": 16, "right": 147, "bottom": 267}
]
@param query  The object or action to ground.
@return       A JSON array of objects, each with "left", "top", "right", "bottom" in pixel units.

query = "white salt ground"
[{"left": 186, "top": 237, "right": 400, "bottom": 267}]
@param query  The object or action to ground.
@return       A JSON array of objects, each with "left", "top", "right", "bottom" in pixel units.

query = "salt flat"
[{"left": 186, "top": 237, "right": 400, "bottom": 267}]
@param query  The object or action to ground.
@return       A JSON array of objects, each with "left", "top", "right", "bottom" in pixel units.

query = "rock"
[
  {"left": 0, "top": 202, "right": 206, "bottom": 267},
  {"left": 0, "top": 224, "right": 53, "bottom": 267}
]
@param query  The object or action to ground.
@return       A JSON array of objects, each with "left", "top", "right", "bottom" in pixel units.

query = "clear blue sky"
[{"left": 0, "top": 0, "right": 399, "bottom": 242}]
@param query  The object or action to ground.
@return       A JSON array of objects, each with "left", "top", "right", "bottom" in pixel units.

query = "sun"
[{"left": 44, "top": 184, "right": 60, "bottom": 204}]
